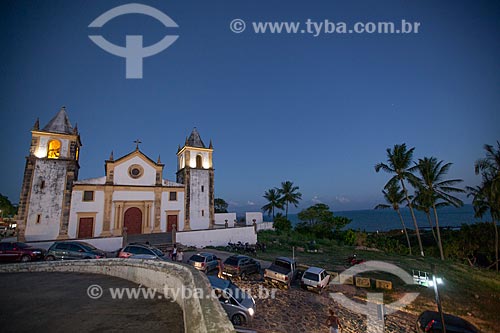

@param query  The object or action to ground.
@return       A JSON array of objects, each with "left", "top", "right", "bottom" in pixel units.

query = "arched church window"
[
  {"left": 47, "top": 140, "right": 61, "bottom": 159},
  {"left": 196, "top": 155, "right": 203, "bottom": 168}
]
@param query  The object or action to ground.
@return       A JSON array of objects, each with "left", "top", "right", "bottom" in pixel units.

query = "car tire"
[
  {"left": 231, "top": 314, "right": 245, "bottom": 326},
  {"left": 20, "top": 255, "right": 31, "bottom": 262},
  {"left": 45, "top": 255, "right": 55, "bottom": 261}
]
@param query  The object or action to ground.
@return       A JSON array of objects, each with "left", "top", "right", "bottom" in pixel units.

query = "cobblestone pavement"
[{"left": 235, "top": 277, "right": 418, "bottom": 333}]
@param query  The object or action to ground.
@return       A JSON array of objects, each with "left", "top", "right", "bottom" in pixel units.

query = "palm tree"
[
  {"left": 413, "top": 157, "right": 464, "bottom": 260},
  {"left": 375, "top": 144, "right": 425, "bottom": 257},
  {"left": 412, "top": 188, "right": 448, "bottom": 244},
  {"left": 262, "top": 188, "right": 283, "bottom": 219},
  {"left": 277, "top": 181, "right": 302, "bottom": 218},
  {"left": 470, "top": 141, "right": 500, "bottom": 272},
  {"left": 374, "top": 182, "right": 412, "bottom": 255}
]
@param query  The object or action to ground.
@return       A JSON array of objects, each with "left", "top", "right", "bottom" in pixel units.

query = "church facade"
[{"left": 17, "top": 108, "right": 215, "bottom": 241}]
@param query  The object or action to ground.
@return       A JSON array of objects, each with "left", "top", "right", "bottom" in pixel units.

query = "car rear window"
[
  {"left": 55, "top": 243, "right": 69, "bottom": 250},
  {"left": 224, "top": 257, "right": 239, "bottom": 266},
  {"left": 303, "top": 272, "right": 320, "bottom": 281},
  {"left": 274, "top": 259, "right": 291, "bottom": 269},
  {"left": 190, "top": 255, "right": 205, "bottom": 262},
  {"left": 129, "top": 246, "right": 153, "bottom": 255},
  {"left": 80, "top": 243, "right": 97, "bottom": 251}
]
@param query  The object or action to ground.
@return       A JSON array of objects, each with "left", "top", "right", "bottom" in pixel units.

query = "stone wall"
[
  {"left": 214, "top": 213, "right": 237, "bottom": 227},
  {"left": 245, "top": 212, "right": 263, "bottom": 225},
  {"left": 0, "top": 259, "right": 235, "bottom": 333},
  {"left": 176, "top": 226, "right": 257, "bottom": 247}
]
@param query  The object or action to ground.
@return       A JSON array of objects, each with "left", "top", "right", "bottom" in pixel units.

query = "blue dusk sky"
[{"left": 0, "top": 0, "right": 499, "bottom": 213}]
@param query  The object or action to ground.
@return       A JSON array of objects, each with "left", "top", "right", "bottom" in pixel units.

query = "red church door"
[
  {"left": 124, "top": 207, "right": 142, "bottom": 235},
  {"left": 78, "top": 218, "right": 94, "bottom": 238},
  {"left": 167, "top": 215, "right": 178, "bottom": 232}
]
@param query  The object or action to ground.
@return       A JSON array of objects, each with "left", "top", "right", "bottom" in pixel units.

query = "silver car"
[
  {"left": 300, "top": 266, "right": 331, "bottom": 292},
  {"left": 188, "top": 252, "right": 219, "bottom": 273},
  {"left": 208, "top": 276, "right": 256, "bottom": 326}
]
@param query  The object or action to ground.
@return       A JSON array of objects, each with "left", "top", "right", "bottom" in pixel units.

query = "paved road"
[{"left": 0, "top": 272, "right": 183, "bottom": 333}]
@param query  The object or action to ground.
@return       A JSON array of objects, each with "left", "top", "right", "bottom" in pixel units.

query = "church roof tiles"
[
  {"left": 42, "top": 107, "right": 74, "bottom": 134},
  {"left": 186, "top": 128, "right": 206, "bottom": 148}
]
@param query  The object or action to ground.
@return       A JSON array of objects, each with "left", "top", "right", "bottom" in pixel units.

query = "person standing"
[
  {"left": 172, "top": 244, "right": 177, "bottom": 261},
  {"left": 326, "top": 309, "right": 343, "bottom": 333},
  {"left": 217, "top": 258, "right": 224, "bottom": 279}
]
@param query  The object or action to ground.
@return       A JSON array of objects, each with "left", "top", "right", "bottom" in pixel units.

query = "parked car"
[
  {"left": 118, "top": 243, "right": 169, "bottom": 261},
  {"left": 222, "top": 255, "right": 261, "bottom": 279},
  {"left": 0, "top": 242, "right": 45, "bottom": 262},
  {"left": 300, "top": 266, "right": 331, "bottom": 293},
  {"left": 45, "top": 241, "right": 106, "bottom": 260},
  {"left": 188, "top": 252, "right": 219, "bottom": 273},
  {"left": 264, "top": 257, "right": 297, "bottom": 289},
  {"left": 416, "top": 310, "right": 479, "bottom": 333},
  {"left": 208, "top": 276, "right": 256, "bottom": 326}
]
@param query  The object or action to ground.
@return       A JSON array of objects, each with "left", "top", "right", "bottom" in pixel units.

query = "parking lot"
[{"left": 182, "top": 249, "right": 418, "bottom": 333}]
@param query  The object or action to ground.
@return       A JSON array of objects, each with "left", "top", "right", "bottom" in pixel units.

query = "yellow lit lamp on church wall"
[
  {"left": 47, "top": 140, "right": 61, "bottom": 159},
  {"left": 34, "top": 146, "right": 48, "bottom": 158}
]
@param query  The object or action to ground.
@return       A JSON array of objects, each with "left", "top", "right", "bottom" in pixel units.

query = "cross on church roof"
[{"left": 134, "top": 139, "right": 142, "bottom": 150}]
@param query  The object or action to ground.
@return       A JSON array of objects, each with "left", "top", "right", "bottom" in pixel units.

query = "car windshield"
[
  {"left": 190, "top": 255, "right": 205, "bottom": 262},
  {"left": 151, "top": 247, "right": 163, "bottom": 257},
  {"left": 274, "top": 259, "right": 291, "bottom": 269},
  {"left": 224, "top": 257, "right": 239, "bottom": 266},
  {"left": 227, "top": 282, "right": 245, "bottom": 303},
  {"left": 303, "top": 272, "right": 320, "bottom": 281}
]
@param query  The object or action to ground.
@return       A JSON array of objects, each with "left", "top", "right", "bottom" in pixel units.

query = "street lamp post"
[{"left": 431, "top": 264, "right": 447, "bottom": 333}]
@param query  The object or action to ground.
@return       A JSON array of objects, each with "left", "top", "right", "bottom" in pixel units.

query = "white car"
[{"left": 301, "top": 267, "right": 330, "bottom": 292}]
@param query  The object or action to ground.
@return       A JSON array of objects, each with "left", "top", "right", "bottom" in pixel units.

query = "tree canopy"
[
  {"left": 296, "top": 204, "right": 351, "bottom": 239},
  {"left": 0, "top": 194, "right": 17, "bottom": 218},
  {"left": 214, "top": 198, "right": 228, "bottom": 213}
]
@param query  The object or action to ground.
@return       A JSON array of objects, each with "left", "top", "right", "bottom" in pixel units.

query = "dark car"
[
  {"left": 223, "top": 255, "right": 261, "bottom": 279},
  {"left": 118, "top": 243, "right": 169, "bottom": 261},
  {"left": 45, "top": 241, "right": 106, "bottom": 260},
  {"left": 416, "top": 310, "right": 479, "bottom": 333},
  {"left": 188, "top": 252, "right": 219, "bottom": 273},
  {"left": 0, "top": 242, "right": 45, "bottom": 262}
]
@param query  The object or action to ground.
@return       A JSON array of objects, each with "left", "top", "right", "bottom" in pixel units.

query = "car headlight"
[{"left": 248, "top": 308, "right": 254, "bottom": 316}]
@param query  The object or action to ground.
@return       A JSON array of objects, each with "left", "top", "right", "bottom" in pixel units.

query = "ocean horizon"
[{"left": 266, "top": 204, "right": 484, "bottom": 232}]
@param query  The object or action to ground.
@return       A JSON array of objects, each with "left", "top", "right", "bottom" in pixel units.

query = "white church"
[{"left": 17, "top": 107, "right": 219, "bottom": 242}]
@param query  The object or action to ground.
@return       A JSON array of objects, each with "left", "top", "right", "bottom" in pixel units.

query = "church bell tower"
[
  {"left": 17, "top": 107, "right": 81, "bottom": 241},
  {"left": 176, "top": 128, "right": 214, "bottom": 230}
]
